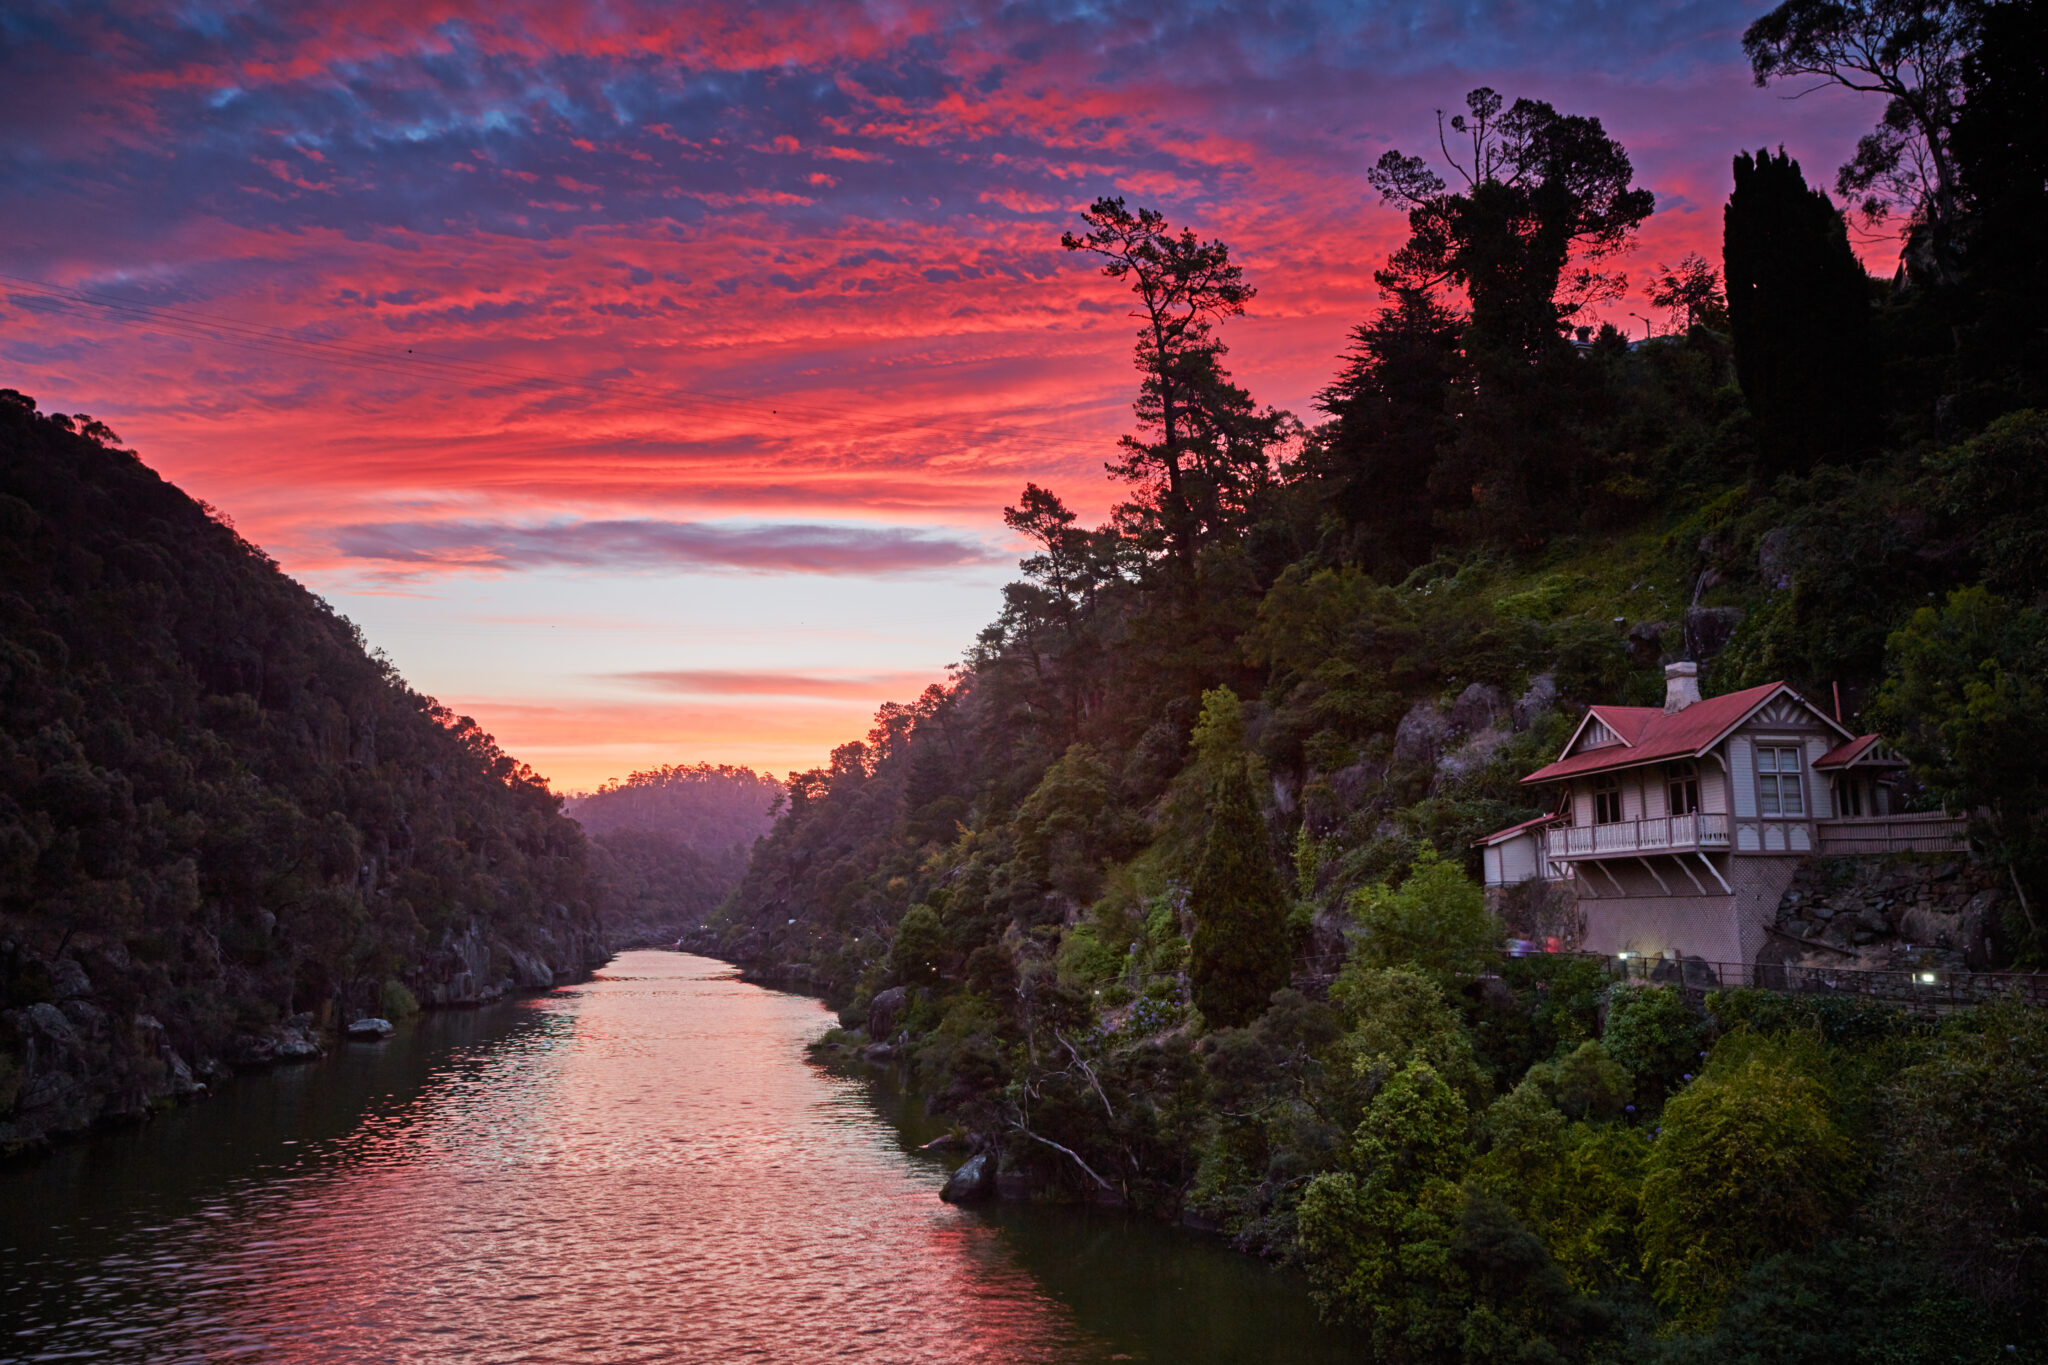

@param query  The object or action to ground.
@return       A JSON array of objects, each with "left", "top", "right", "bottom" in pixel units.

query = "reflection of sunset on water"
[{"left": 0, "top": 955, "right": 1108, "bottom": 1362}]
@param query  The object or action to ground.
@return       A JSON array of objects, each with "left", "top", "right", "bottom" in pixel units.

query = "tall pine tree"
[
  {"left": 1724, "top": 147, "right": 1880, "bottom": 473},
  {"left": 1188, "top": 747, "right": 1291, "bottom": 1029}
]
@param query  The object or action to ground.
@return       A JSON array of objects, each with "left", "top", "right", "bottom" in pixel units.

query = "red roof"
[
  {"left": 1472, "top": 812, "right": 1566, "bottom": 847},
  {"left": 1521, "top": 682, "right": 1796, "bottom": 785},
  {"left": 1815, "top": 734, "right": 1900, "bottom": 769}
]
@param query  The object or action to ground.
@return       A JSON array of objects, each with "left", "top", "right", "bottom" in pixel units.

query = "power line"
[{"left": 0, "top": 272, "right": 1129, "bottom": 458}]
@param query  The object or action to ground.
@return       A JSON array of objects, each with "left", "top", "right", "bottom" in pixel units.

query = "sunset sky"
[{"left": 1, "top": 0, "right": 1893, "bottom": 791}]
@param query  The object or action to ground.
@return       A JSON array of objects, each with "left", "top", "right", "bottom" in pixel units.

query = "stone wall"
[{"left": 1766, "top": 854, "right": 2007, "bottom": 972}]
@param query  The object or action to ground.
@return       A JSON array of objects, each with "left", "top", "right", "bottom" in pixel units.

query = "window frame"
[
  {"left": 1591, "top": 773, "right": 1624, "bottom": 825},
  {"left": 1665, "top": 759, "right": 1700, "bottom": 817},
  {"left": 1754, "top": 744, "right": 1806, "bottom": 818}
]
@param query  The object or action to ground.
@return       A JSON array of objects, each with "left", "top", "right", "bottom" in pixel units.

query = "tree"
[
  {"left": 1878, "top": 999, "right": 2048, "bottom": 1309},
  {"left": 1872, "top": 585, "right": 2048, "bottom": 961},
  {"left": 1187, "top": 690, "right": 1290, "bottom": 1028},
  {"left": 1346, "top": 844, "right": 1499, "bottom": 982},
  {"left": 890, "top": 902, "right": 946, "bottom": 986},
  {"left": 1062, "top": 199, "right": 1289, "bottom": 574},
  {"left": 1638, "top": 1037, "right": 1855, "bottom": 1331},
  {"left": 1949, "top": 0, "right": 2048, "bottom": 409},
  {"left": 1646, "top": 252, "right": 1729, "bottom": 332},
  {"left": 1298, "top": 1059, "right": 1473, "bottom": 1353},
  {"left": 1723, "top": 147, "right": 1880, "bottom": 472},
  {"left": 1312, "top": 287, "right": 1460, "bottom": 573},
  {"left": 1368, "top": 87, "right": 1655, "bottom": 359},
  {"left": 1743, "top": 0, "right": 1978, "bottom": 274}
]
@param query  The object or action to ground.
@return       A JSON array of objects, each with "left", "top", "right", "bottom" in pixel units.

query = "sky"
[{"left": 0, "top": 0, "right": 1894, "bottom": 791}]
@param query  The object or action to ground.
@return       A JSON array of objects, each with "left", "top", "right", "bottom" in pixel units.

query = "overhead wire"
[{"left": 0, "top": 272, "right": 1128, "bottom": 457}]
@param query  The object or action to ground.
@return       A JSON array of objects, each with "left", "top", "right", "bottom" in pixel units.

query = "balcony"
[{"left": 1543, "top": 812, "right": 1730, "bottom": 860}]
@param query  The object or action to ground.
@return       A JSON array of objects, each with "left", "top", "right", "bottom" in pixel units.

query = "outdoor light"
[
  {"left": 1917, "top": 971, "right": 1937, "bottom": 985},
  {"left": 1617, "top": 951, "right": 1635, "bottom": 960}
]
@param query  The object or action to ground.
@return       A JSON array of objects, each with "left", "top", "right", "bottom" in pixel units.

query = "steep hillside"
[
  {"left": 703, "top": 56, "right": 2048, "bottom": 1357},
  {"left": 565, "top": 764, "right": 780, "bottom": 947},
  {"left": 0, "top": 392, "right": 605, "bottom": 1150}
]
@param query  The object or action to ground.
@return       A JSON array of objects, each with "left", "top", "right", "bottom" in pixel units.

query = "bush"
[
  {"left": 1602, "top": 984, "right": 1702, "bottom": 1107},
  {"left": 1348, "top": 844, "right": 1498, "bottom": 981},
  {"left": 1638, "top": 1036, "right": 1855, "bottom": 1331},
  {"left": 380, "top": 978, "right": 420, "bottom": 1020}
]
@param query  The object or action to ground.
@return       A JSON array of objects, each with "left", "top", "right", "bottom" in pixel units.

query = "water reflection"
[{"left": 1, "top": 952, "right": 1355, "bottom": 1363}]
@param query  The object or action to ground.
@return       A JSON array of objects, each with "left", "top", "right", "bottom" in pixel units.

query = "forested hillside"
[
  {"left": 566, "top": 764, "right": 780, "bottom": 947},
  {"left": 711, "top": 4, "right": 2048, "bottom": 1357},
  {"left": 0, "top": 394, "right": 605, "bottom": 1150}
]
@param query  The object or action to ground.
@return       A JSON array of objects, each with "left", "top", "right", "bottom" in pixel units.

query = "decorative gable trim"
[
  {"left": 1558, "top": 707, "right": 1633, "bottom": 760},
  {"left": 1701, "top": 685, "right": 1854, "bottom": 754}
]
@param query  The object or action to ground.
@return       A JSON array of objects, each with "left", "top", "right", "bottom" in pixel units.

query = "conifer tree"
[
  {"left": 1723, "top": 147, "right": 1880, "bottom": 473},
  {"left": 1187, "top": 717, "right": 1290, "bottom": 1029}
]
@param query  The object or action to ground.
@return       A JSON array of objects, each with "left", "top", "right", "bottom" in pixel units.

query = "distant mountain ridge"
[
  {"left": 0, "top": 391, "right": 605, "bottom": 1151},
  {"left": 566, "top": 764, "right": 781, "bottom": 948}
]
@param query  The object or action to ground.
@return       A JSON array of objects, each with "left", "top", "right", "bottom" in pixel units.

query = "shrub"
[
  {"left": 1348, "top": 843, "right": 1499, "bottom": 981},
  {"left": 1602, "top": 984, "right": 1702, "bottom": 1106},
  {"left": 1638, "top": 1037, "right": 1855, "bottom": 1331}
]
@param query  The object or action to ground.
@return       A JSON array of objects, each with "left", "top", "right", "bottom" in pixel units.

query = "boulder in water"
[
  {"left": 347, "top": 1017, "right": 397, "bottom": 1040},
  {"left": 940, "top": 1152, "right": 995, "bottom": 1204}
]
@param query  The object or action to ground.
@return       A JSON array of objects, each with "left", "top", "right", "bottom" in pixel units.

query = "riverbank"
[{"left": 0, "top": 950, "right": 1359, "bottom": 1363}]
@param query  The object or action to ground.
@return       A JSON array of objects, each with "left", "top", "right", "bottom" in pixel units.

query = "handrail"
[
  {"left": 1542, "top": 812, "right": 1730, "bottom": 859},
  {"left": 1815, "top": 812, "right": 1969, "bottom": 854}
]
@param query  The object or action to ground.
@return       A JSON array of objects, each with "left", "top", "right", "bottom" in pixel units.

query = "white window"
[{"left": 1756, "top": 746, "right": 1805, "bottom": 816}]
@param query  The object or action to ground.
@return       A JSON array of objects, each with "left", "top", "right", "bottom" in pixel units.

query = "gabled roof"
[
  {"left": 1472, "top": 812, "right": 1566, "bottom": 847},
  {"left": 1521, "top": 681, "right": 1852, "bottom": 785},
  {"left": 1815, "top": 734, "right": 1905, "bottom": 770}
]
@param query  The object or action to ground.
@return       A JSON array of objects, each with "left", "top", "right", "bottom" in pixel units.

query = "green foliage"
[
  {"left": 1331, "top": 965, "right": 1490, "bottom": 1111},
  {"left": 1601, "top": 985, "right": 1703, "bottom": 1107},
  {"left": 889, "top": 903, "right": 946, "bottom": 987},
  {"left": 1187, "top": 721, "right": 1291, "bottom": 1028},
  {"left": 1875, "top": 588, "right": 2048, "bottom": 955},
  {"left": 1298, "top": 1060, "right": 1472, "bottom": 1347},
  {"left": 1875, "top": 999, "right": 2048, "bottom": 1310},
  {"left": 0, "top": 395, "right": 600, "bottom": 1124},
  {"left": 1347, "top": 844, "right": 1498, "bottom": 981},
  {"left": 379, "top": 978, "right": 420, "bottom": 1021},
  {"left": 1638, "top": 1035, "right": 1855, "bottom": 1331},
  {"left": 1473, "top": 1079, "right": 1649, "bottom": 1292}
]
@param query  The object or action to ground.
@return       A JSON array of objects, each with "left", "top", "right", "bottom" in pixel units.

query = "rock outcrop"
[
  {"left": 1765, "top": 855, "right": 2005, "bottom": 971},
  {"left": 940, "top": 1151, "right": 996, "bottom": 1204}
]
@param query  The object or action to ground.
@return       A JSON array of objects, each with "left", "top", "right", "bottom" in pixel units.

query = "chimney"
[{"left": 1664, "top": 661, "right": 1702, "bottom": 713}]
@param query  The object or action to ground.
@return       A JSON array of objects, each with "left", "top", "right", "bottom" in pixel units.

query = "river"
[{"left": 0, "top": 951, "right": 1358, "bottom": 1363}]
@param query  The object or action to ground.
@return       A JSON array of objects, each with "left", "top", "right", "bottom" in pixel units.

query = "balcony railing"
[
  {"left": 1542, "top": 812, "right": 1730, "bottom": 860},
  {"left": 1815, "top": 812, "right": 1970, "bottom": 855}
]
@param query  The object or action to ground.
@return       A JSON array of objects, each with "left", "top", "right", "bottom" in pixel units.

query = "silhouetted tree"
[
  {"left": 1949, "top": 0, "right": 2048, "bottom": 410},
  {"left": 1314, "top": 287, "right": 1460, "bottom": 573},
  {"left": 1369, "top": 87, "right": 1655, "bottom": 360},
  {"left": 1062, "top": 198, "right": 1291, "bottom": 576},
  {"left": 1744, "top": 0, "right": 1979, "bottom": 277},
  {"left": 1647, "top": 253, "right": 1729, "bottom": 332},
  {"left": 1724, "top": 147, "right": 1881, "bottom": 472}
]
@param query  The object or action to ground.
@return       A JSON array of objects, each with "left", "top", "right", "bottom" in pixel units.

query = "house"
[{"left": 1477, "top": 662, "right": 1964, "bottom": 978}]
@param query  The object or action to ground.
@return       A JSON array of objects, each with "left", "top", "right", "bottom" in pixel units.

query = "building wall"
[{"left": 1572, "top": 853, "right": 1801, "bottom": 982}]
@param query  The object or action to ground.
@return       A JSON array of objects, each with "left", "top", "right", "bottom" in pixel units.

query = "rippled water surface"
[{"left": 1, "top": 951, "right": 1356, "bottom": 1363}]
